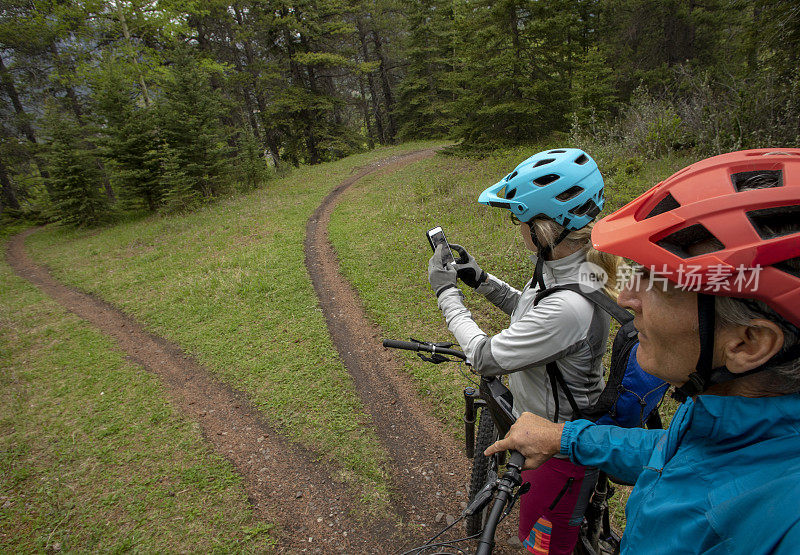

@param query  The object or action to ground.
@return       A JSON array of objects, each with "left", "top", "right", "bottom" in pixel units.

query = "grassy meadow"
[
  {"left": 0, "top": 248, "right": 274, "bottom": 551},
  {"left": 5, "top": 140, "right": 697, "bottom": 542},
  {"left": 14, "top": 143, "right": 444, "bottom": 526}
]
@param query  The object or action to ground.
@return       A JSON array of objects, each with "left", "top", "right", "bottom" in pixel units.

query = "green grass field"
[
  {"left": 20, "top": 144, "right": 447, "bottom": 519},
  {"left": 5, "top": 141, "right": 698, "bottom": 541},
  {"left": 0, "top": 253, "right": 274, "bottom": 552}
]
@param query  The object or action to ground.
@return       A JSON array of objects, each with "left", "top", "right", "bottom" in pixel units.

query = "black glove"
[{"left": 450, "top": 244, "right": 487, "bottom": 288}]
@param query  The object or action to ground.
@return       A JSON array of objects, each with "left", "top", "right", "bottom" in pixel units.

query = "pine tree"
[
  {"left": 393, "top": 0, "right": 458, "bottom": 139},
  {"left": 570, "top": 46, "right": 617, "bottom": 128},
  {"left": 450, "top": 0, "right": 585, "bottom": 146},
  {"left": 94, "top": 59, "right": 163, "bottom": 212},
  {"left": 232, "top": 125, "right": 270, "bottom": 192},
  {"left": 157, "top": 48, "right": 231, "bottom": 199},
  {"left": 157, "top": 140, "right": 197, "bottom": 213},
  {"left": 259, "top": 0, "right": 363, "bottom": 164},
  {"left": 42, "top": 105, "right": 108, "bottom": 226}
]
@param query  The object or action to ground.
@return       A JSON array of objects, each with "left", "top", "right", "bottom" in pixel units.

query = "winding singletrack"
[
  {"left": 8, "top": 149, "right": 519, "bottom": 553},
  {"left": 305, "top": 149, "right": 486, "bottom": 549},
  {"left": 6, "top": 229, "right": 399, "bottom": 553}
]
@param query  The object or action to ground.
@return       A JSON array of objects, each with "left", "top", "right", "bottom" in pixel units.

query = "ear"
[{"left": 720, "top": 319, "right": 785, "bottom": 374}]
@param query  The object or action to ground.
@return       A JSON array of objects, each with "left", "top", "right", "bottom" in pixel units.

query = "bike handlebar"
[
  {"left": 382, "top": 339, "right": 467, "bottom": 360},
  {"left": 475, "top": 450, "right": 526, "bottom": 555},
  {"left": 385, "top": 336, "right": 525, "bottom": 555}
]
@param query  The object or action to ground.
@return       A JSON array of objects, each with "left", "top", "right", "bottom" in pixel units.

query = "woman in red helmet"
[{"left": 486, "top": 149, "right": 800, "bottom": 554}]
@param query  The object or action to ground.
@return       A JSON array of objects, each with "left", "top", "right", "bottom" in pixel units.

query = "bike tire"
[{"left": 466, "top": 407, "right": 499, "bottom": 536}]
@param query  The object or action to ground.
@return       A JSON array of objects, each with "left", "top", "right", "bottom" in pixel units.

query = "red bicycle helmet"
[{"left": 592, "top": 148, "right": 800, "bottom": 327}]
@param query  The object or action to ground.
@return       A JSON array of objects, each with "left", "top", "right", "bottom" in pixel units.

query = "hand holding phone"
[{"left": 427, "top": 226, "right": 455, "bottom": 265}]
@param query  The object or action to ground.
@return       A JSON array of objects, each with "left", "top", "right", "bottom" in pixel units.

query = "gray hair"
[
  {"left": 715, "top": 296, "right": 800, "bottom": 394},
  {"left": 713, "top": 166, "right": 800, "bottom": 394}
]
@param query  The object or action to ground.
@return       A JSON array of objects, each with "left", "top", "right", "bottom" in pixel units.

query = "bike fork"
[{"left": 463, "top": 386, "right": 483, "bottom": 459}]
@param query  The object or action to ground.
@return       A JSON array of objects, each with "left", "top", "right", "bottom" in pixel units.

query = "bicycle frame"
[
  {"left": 384, "top": 338, "right": 623, "bottom": 555},
  {"left": 383, "top": 338, "right": 525, "bottom": 554}
]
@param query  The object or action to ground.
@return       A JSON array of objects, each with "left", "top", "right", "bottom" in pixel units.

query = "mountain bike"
[
  {"left": 384, "top": 338, "right": 524, "bottom": 554},
  {"left": 384, "top": 338, "right": 622, "bottom": 555}
]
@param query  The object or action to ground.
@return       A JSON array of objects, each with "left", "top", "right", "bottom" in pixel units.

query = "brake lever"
[
  {"left": 503, "top": 481, "right": 530, "bottom": 517},
  {"left": 463, "top": 480, "right": 496, "bottom": 516},
  {"left": 416, "top": 352, "right": 452, "bottom": 364}
]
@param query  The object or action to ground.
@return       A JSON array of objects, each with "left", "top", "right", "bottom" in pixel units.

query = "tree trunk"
[
  {"left": 0, "top": 53, "right": 52, "bottom": 190},
  {"left": 229, "top": 7, "right": 283, "bottom": 169},
  {"left": 358, "top": 75, "right": 375, "bottom": 148},
  {"left": 357, "top": 20, "right": 386, "bottom": 143},
  {"left": 371, "top": 30, "right": 397, "bottom": 141},
  {"left": 115, "top": 0, "right": 152, "bottom": 106},
  {"left": 0, "top": 155, "right": 21, "bottom": 214},
  {"left": 0, "top": 54, "right": 39, "bottom": 145}
]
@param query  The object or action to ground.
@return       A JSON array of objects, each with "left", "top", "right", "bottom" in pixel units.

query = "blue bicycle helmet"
[{"left": 478, "top": 148, "right": 604, "bottom": 230}]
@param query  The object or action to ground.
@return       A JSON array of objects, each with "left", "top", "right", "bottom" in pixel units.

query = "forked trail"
[
  {"left": 6, "top": 229, "right": 398, "bottom": 552},
  {"left": 8, "top": 149, "right": 517, "bottom": 553}
]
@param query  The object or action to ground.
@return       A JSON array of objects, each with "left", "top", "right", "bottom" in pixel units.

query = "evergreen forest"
[{"left": 1, "top": 0, "right": 798, "bottom": 226}]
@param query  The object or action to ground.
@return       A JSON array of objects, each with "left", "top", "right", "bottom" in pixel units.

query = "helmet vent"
[
  {"left": 534, "top": 158, "right": 556, "bottom": 167},
  {"left": 775, "top": 257, "right": 800, "bottom": 279},
  {"left": 644, "top": 193, "right": 680, "bottom": 219},
  {"left": 570, "top": 200, "right": 597, "bottom": 217},
  {"left": 548, "top": 149, "right": 566, "bottom": 154},
  {"left": 556, "top": 186, "right": 584, "bottom": 202},
  {"left": 505, "top": 188, "right": 517, "bottom": 200},
  {"left": 732, "top": 170, "right": 783, "bottom": 192},
  {"left": 574, "top": 154, "right": 589, "bottom": 165},
  {"left": 746, "top": 205, "right": 800, "bottom": 239},
  {"left": 506, "top": 171, "right": 519, "bottom": 182},
  {"left": 533, "top": 174, "right": 560, "bottom": 187},
  {"left": 655, "top": 224, "right": 724, "bottom": 259}
]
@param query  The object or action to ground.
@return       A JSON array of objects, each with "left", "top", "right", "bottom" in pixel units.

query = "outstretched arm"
[{"left": 486, "top": 412, "right": 665, "bottom": 483}]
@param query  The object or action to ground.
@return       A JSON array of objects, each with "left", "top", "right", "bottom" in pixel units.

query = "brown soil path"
[
  {"left": 7, "top": 149, "right": 520, "bottom": 554},
  {"left": 6, "top": 229, "right": 399, "bottom": 554},
  {"left": 305, "top": 149, "right": 518, "bottom": 553}
]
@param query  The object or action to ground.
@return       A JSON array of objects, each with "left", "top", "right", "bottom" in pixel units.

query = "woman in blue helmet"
[{"left": 427, "top": 148, "right": 621, "bottom": 553}]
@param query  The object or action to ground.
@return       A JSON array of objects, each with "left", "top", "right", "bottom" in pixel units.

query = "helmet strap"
[
  {"left": 529, "top": 220, "right": 572, "bottom": 291},
  {"left": 673, "top": 293, "right": 717, "bottom": 400}
]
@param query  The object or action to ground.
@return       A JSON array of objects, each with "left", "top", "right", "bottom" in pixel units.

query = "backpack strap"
[
  {"left": 546, "top": 361, "right": 583, "bottom": 422},
  {"left": 534, "top": 283, "right": 633, "bottom": 327},
  {"left": 534, "top": 284, "right": 634, "bottom": 422}
]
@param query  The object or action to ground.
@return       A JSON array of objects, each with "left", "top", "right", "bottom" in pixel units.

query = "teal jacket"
[{"left": 561, "top": 394, "right": 800, "bottom": 554}]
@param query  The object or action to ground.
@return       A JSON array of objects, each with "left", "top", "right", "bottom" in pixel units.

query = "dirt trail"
[
  {"left": 305, "top": 149, "right": 518, "bottom": 552},
  {"left": 6, "top": 229, "right": 398, "bottom": 553},
  {"left": 8, "top": 149, "right": 520, "bottom": 553}
]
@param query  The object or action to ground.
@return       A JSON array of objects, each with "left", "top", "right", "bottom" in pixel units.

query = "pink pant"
[{"left": 518, "top": 457, "right": 598, "bottom": 554}]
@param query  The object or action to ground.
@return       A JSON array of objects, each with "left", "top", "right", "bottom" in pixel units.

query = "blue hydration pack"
[{"left": 534, "top": 284, "right": 669, "bottom": 429}]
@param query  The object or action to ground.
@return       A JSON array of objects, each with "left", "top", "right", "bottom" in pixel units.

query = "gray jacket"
[{"left": 437, "top": 247, "right": 611, "bottom": 423}]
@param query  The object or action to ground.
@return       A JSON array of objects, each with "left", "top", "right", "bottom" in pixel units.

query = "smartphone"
[{"left": 427, "top": 226, "right": 455, "bottom": 265}]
